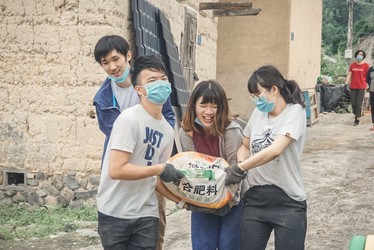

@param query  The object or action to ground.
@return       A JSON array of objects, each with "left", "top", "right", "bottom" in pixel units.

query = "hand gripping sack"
[{"left": 164, "top": 151, "right": 240, "bottom": 209}]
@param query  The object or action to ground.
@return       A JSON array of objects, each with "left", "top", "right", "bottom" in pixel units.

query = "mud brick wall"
[{"left": 0, "top": 0, "right": 218, "bottom": 206}]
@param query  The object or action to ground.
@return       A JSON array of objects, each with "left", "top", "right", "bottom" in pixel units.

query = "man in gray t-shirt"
[
  {"left": 97, "top": 55, "right": 184, "bottom": 250},
  {"left": 93, "top": 35, "right": 176, "bottom": 250}
]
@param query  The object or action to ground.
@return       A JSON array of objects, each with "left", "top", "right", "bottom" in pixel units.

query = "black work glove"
[
  {"left": 186, "top": 203, "right": 231, "bottom": 217},
  {"left": 159, "top": 163, "right": 184, "bottom": 182},
  {"left": 224, "top": 164, "right": 247, "bottom": 185}
]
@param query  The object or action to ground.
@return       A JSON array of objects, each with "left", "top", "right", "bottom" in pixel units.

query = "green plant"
[
  {"left": 321, "top": 48, "right": 349, "bottom": 83},
  {"left": 322, "top": 0, "right": 374, "bottom": 54},
  {"left": 0, "top": 203, "right": 97, "bottom": 241}
]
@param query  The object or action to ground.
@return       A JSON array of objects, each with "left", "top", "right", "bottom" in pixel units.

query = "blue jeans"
[
  {"left": 98, "top": 212, "right": 159, "bottom": 250},
  {"left": 191, "top": 201, "right": 243, "bottom": 250},
  {"left": 240, "top": 185, "right": 307, "bottom": 250}
]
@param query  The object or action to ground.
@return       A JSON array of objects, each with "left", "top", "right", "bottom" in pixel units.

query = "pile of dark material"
[
  {"left": 316, "top": 83, "right": 351, "bottom": 113},
  {"left": 334, "top": 84, "right": 351, "bottom": 113}
]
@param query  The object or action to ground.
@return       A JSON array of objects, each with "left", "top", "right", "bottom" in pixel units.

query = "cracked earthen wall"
[{"left": 0, "top": 0, "right": 218, "bottom": 185}]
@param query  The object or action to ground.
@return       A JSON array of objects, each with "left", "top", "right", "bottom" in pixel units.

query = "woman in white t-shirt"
[{"left": 225, "top": 65, "right": 307, "bottom": 250}]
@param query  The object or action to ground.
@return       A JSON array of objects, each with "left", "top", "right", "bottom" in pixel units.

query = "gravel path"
[
  {"left": 2, "top": 112, "right": 373, "bottom": 250},
  {"left": 163, "top": 112, "right": 374, "bottom": 249}
]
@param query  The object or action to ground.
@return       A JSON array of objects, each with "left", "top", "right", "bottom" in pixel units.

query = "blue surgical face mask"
[
  {"left": 356, "top": 55, "right": 364, "bottom": 61},
  {"left": 195, "top": 117, "right": 205, "bottom": 128},
  {"left": 108, "top": 66, "right": 130, "bottom": 83},
  {"left": 141, "top": 80, "right": 172, "bottom": 105},
  {"left": 255, "top": 93, "right": 275, "bottom": 113}
]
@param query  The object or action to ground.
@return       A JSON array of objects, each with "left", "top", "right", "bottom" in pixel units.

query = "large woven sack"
[{"left": 164, "top": 151, "right": 240, "bottom": 209}]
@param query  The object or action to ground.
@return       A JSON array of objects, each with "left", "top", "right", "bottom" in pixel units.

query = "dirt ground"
[{"left": 1, "top": 112, "right": 374, "bottom": 250}]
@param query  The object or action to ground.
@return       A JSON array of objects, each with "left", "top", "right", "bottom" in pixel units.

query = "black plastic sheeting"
[
  {"left": 131, "top": 0, "right": 190, "bottom": 119},
  {"left": 316, "top": 84, "right": 346, "bottom": 112}
]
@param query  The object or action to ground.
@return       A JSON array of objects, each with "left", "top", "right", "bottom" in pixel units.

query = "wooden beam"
[
  {"left": 213, "top": 8, "right": 261, "bottom": 17},
  {"left": 199, "top": 2, "right": 252, "bottom": 11}
]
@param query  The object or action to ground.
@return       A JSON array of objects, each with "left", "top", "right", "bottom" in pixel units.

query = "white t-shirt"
[
  {"left": 111, "top": 80, "right": 139, "bottom": 111},
  {"left": 242, "top": 104, "right": 307, "bottom": 201},
  {"left": 97, "top": 104, "right": 174, "bottom": 219}
]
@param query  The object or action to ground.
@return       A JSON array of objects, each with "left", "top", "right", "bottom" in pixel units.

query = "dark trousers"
[
  {"left": 370, "top": 91, "right": 374, "bottom": 124},
  {"left": 98, "top": 212, "right": 159, "bottom": 250},
  {"left": 240, "top": 185, "right": 307, "bottom": 250},
  {"left": 350, "top": 89, "right": 366, "bottom": 118}
]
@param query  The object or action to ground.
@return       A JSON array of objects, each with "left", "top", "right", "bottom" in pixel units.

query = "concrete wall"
[
  {"left": 289, "top": 0, "right": 322, "bottom": 90},
  {"left": 216, "top": 0, "right": 322, "bottom": 120},
  {"left": 0, "top": 0, "right": 218, "bottom": 204}
]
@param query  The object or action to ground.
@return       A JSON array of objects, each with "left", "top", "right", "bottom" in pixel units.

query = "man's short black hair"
[
  {"left": 131, "top": 54, "right": 168, "bottom": 85},
  {"left": 94, "top": 35, "right": 130, "bottom": 64}
]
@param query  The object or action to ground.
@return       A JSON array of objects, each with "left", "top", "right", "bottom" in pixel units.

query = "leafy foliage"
[
  {"left": 323, "top": 0, "right": 374, "bottom": 55},
  {"left": 321, "top": 0, "right": 374, "bottom": 81},
  {"left": 322, "top": 1, "right": 348, "bottom": 55},
  {"left": 321, "top": 49, "right": 348, "bottom": 79}
]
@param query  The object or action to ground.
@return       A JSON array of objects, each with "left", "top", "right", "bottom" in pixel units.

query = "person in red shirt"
[{"left": 345, "top": 50, "right": 370, "bottom": 126}]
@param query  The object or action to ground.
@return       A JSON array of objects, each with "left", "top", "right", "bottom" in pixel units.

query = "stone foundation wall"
[{"left": 0, "top": 169, "right": 100, "bottom": 208}]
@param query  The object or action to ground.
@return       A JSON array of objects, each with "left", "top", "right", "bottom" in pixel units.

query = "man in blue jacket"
[{"left": 93, "top": 35, "right": 175, "bottom": 250}]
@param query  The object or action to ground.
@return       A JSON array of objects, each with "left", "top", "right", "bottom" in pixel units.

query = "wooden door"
[{"left": 180, "top": 7, "right": 197, "bottom": 91}]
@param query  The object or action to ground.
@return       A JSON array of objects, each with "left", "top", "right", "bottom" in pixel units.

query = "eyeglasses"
[{"left": 250, "top": 90, "right": 269, "bottom": 101}]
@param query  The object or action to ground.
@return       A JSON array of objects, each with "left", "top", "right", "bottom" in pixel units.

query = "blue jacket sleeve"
[
  {"left": 162, "top": 97, "right": 176, "bottom": 128},
  {"left": 94, "top": 103, "right": 120, "bottom": 137}
]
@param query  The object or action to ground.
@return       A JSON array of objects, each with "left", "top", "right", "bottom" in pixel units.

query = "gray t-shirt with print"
[
  {"left": 242, "top": 104, "right": 307, "bottom": 201},
  {"left": 97, "top": 104, "right": 174, "bottom": 219}
]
